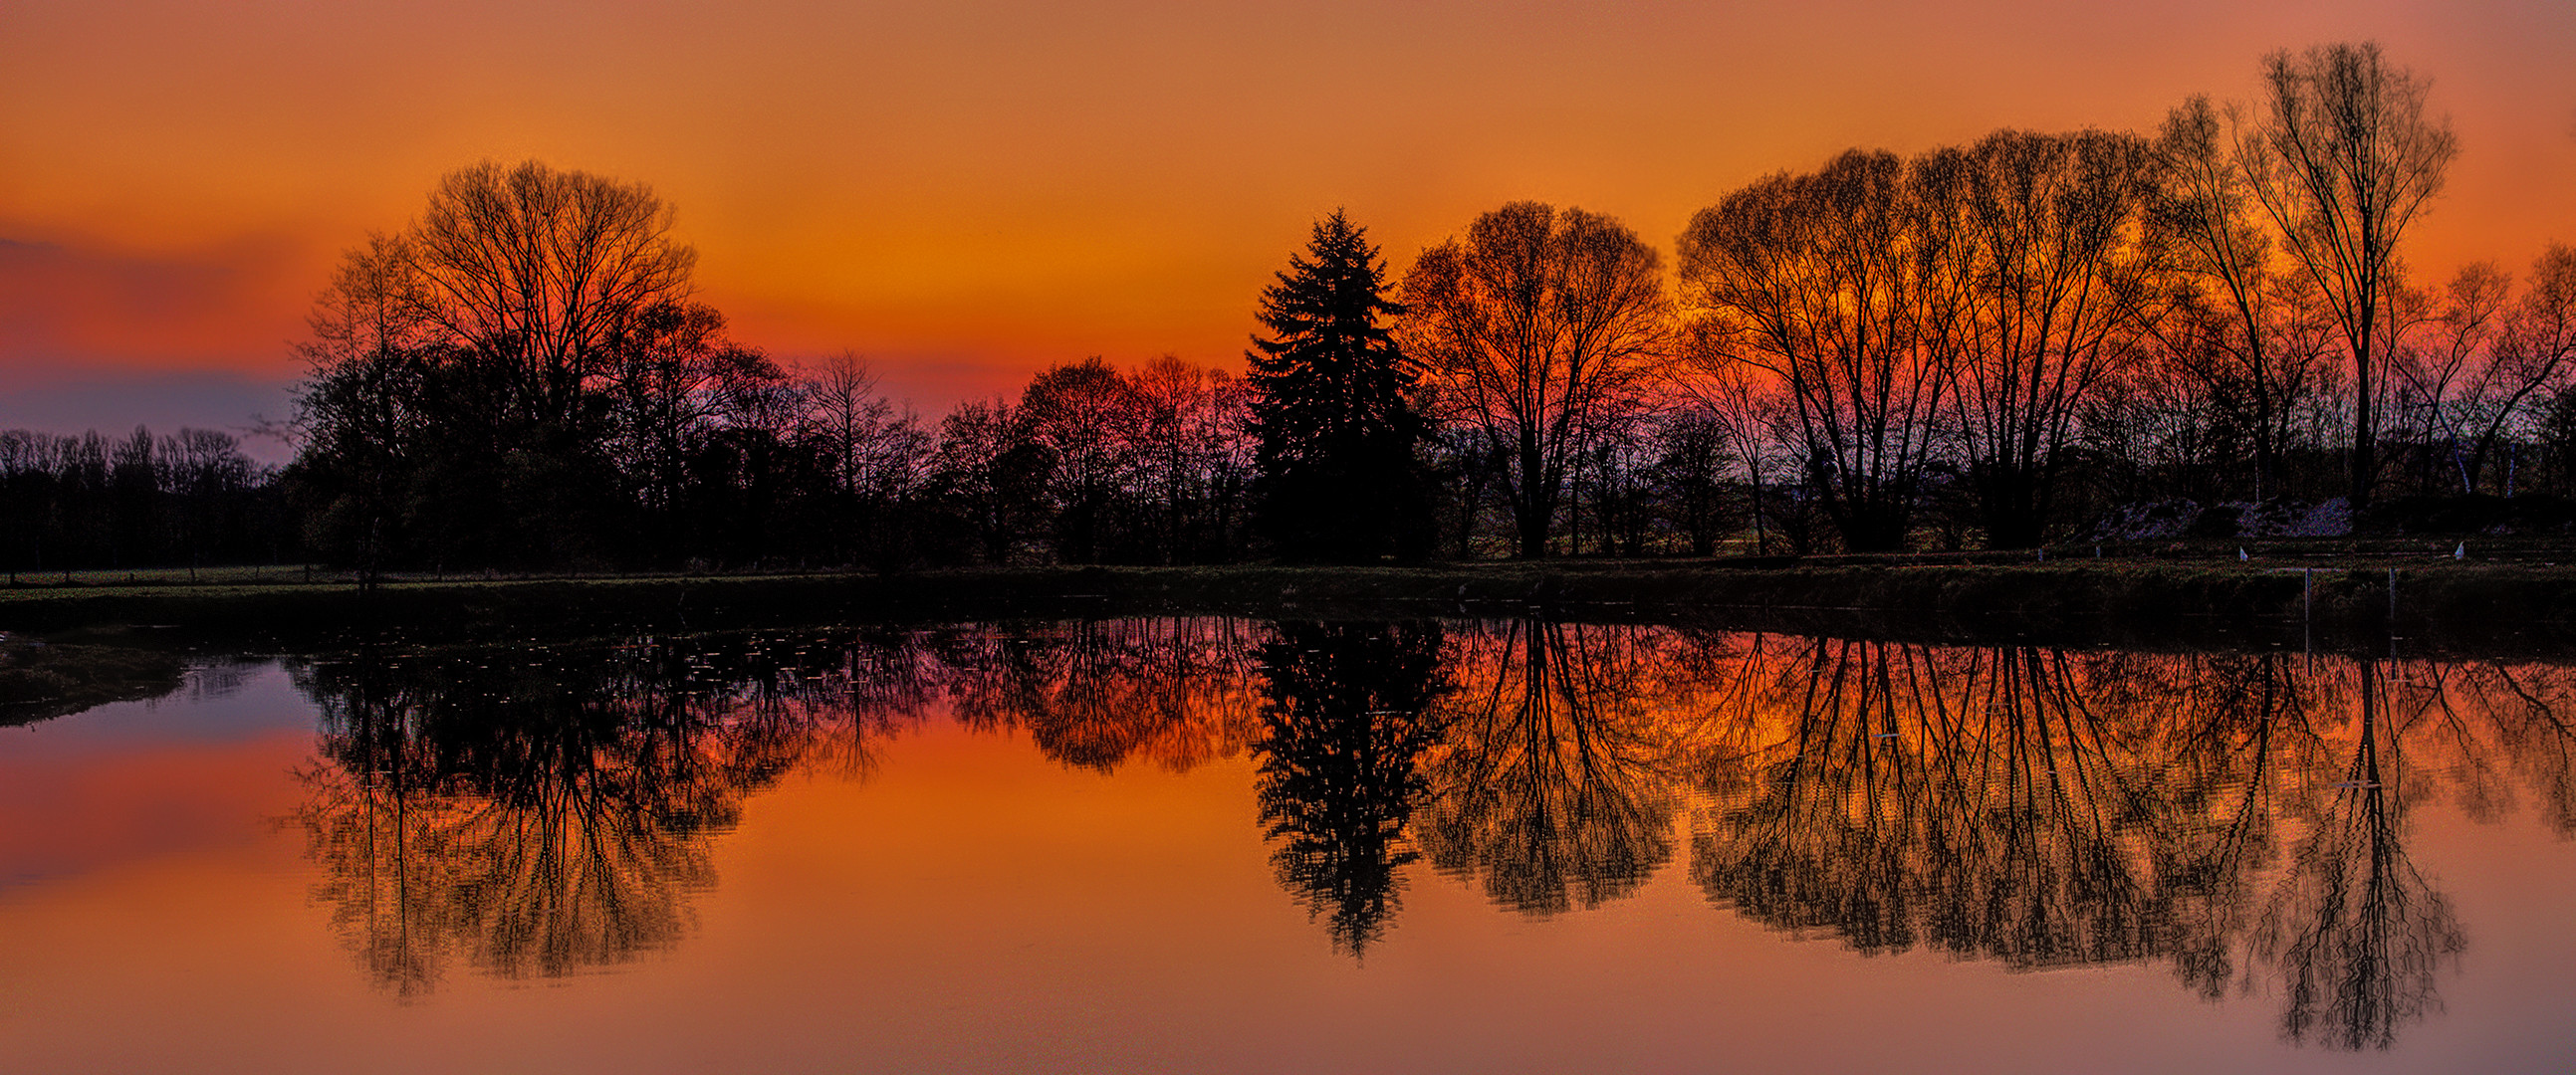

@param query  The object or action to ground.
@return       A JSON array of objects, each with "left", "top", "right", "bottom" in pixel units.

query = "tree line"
[
  {"left": 23, "top": 41, "right": 2576, "bottom": 573},
  {"left": 0, "top": 425, "right": 285, "bottom": 576}
]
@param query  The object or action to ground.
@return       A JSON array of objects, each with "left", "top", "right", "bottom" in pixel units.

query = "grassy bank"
[
  {"left": 4, "top": 557, "right": 2574, "bottom": 657},
  {"left": 0, "top": 636, "right": 185, "bottom": 726}
]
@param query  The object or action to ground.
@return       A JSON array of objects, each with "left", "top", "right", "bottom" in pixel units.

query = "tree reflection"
[
  {"left": 1691, "top": 639, "right": 2167, "bottom": 966},
  {"left": 286, "top": 634, "right": 905, "bottom": 995},
  {"left": 1251, "top": 621, "right": 1449, "bottom": 957},
  {"left": 1420, "top": 617, "right": 1686, "bottom": 915},
  {"left": 2256, "top": 661, "right": 2464, "bottom": 1049},
  {"left": 2141, "top": 651, "right": 2315, "bottom": 1003},
  {"left": 268, "top": 616, "right": 2576, "bottom": 1045},
  {"left": 948, "top": 618, "right": 1260, "bottom": 772},
  {"left": 1678, "top": 635, "right": 2576, "bottom": 1051}
]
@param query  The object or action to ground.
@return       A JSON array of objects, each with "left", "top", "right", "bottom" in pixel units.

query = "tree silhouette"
[
  {"left": 1403, "top": 203, "right": 1672, "bottom": 558},
  {"left": 1949, "top": 129, "right": 2165, "bottom": 547},
  {"left": 291, "top": 160, "right": 794, "bottom": 570},
  {"left": 2247, "top": 43, "right": 2459, "bottom": 509},
  {"left": 2155, "top": 96, "right": 2320, "bottom": 502},
  {"left": 1247, "top": 210, "right": 1431, "bottom": 562},
  {"left": 1679, "top": 151, "right": 1965, "bottom": 551},
  {"left": 1251, "top": 621, "right": 1449, "bottom": 957},
  {"left": 928, "top": 398, "right": 1052, "bottom": 564}
]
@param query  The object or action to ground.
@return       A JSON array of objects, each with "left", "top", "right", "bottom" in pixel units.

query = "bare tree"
[
  {"left": 2155, "top": 96, "right": 2318, "bottom": 501},
  {"left": 1019, "top": 357, "right": 1140, "bottom": 563},
  {"left": 2505, "top": 247, "right": 2576, "bottom": 492},
  {"left": 1130, "top": 354, "right": 1214, "bottom": 563},
  {"left": 2396, "top": 248, "right": 2576, "bottom": 494},
  {"left": 294, "top": 161, "right": 754, "bottom": 569},
  {"left": 1681, "top": 342, "right": 1797, "bottom": 553},
  {"left": 2387, "top": 264, "right": 2508, "bottom": 492},
  {"left": 1401, "top": 202, "right": 1672, "bottom": 558},
  {"left": 2246, "top": 43, "right": 2459, "bottom": 509},
  {"left": 1679, "top": 150, "right": 1971, "bottom": 551},
  {"left": 606, "top": 302, "right": 776, "bottom": 521},
  {"left": 800, "top": 351, "right": 935, "bottom": 567},
  {"left": 295, "top": 232, "right": 444, "bottom": 579},
  {"left": 805, "top": 350, "right": 894, "bottom": 501},
  {"left": 1952, "top": 128, "right": 2166, "bottom": 546},
  {"left": 931, "top": 398, "right": 1045, "bottom": 564},
  {"left": 403, "top": 160, "right": 698, "bottom": 437}
]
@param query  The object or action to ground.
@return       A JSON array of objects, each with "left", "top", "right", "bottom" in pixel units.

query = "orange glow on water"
[{"left": 7, "top": 630, "right": 2576, "bottom": 1070}]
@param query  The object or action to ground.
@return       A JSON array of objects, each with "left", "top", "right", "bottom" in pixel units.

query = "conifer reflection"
[
  {"left": 1251, "top": 621, "right": 1449, "bottom": 957},
  {"left": 1419, "top": 617, "right": 1685, "bottom": 915}
]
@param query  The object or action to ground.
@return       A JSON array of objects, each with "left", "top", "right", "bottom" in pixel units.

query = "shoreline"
[{"left": 3, "top": 559, "right": 2572, "bottom": 659}]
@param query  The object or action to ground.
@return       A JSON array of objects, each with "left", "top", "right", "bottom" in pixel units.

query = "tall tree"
[
  {"left": 292, "top": 160, "right": 789, "bottom": 569},
  {"left": 1951, "top": 128, "right": 2165, "bottom": 547},
  {"left": 1247, "top": 210, "right": 1429, "bottom": 562},
  {"left": 1679, "top": 150, "right": 1970, "bottom": 552},
  {"left": 2155, "top": 96, "right": 2315, "bottom": 501},
  {"left": 1402, "top": 203, "right": 1672, "bottom": 558},
  {"left": 405, "top": 160, "right": 697, "bottom": 442},
  {"left": 2247, "top": 42, "right": 2459, "bottom": 509}
]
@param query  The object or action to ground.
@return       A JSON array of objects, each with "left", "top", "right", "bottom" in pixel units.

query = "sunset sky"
[{"left": 4, "top": 0, "right": 2572, "bottom": 460}]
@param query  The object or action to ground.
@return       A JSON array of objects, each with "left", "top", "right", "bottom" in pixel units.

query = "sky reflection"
[{"left": 5, "top": 621, "right": 2575, "bottom": 1071}]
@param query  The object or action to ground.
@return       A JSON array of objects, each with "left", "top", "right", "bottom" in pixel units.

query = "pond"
[{"left": 2, "top": 618, "right": 2572, "bottom": 1073}]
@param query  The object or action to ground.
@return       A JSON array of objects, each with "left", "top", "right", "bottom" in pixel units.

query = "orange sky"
[{"left": 4, "top": 0, "right": 2572, "bottom": 455}]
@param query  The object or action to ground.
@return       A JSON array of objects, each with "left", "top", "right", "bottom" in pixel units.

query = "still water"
[{"left": 3, "top": 618, "right": 2573, "bottom": 1073}]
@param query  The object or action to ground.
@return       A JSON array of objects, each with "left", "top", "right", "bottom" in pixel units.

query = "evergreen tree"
[{"left": 1248, "top": 210, "right": 1430, "bottom": 561}]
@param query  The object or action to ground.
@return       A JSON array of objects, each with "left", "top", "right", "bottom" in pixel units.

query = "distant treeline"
[
  {"left": 0, "top": 426, "right": 289, "bottom": 574},
  {"left": 22, "top": 41, "right": 2576, "bottom": 575}
]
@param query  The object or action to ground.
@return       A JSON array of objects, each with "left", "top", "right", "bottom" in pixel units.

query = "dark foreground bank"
[{"left": 1, "top": 559, "right": 2570, "bottom": 656}]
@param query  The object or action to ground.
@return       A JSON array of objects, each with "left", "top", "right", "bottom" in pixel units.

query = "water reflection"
[
  {"left": 1250, "top": 621, "right": 1448, "bottom": 957},
  {"left": 284, "top": 636, "right": 907, "bottom": 995},
  {"left": 0, "top": 640, "right": 189, "bottom": 726},
  {"left": 1420, "top": 617, "right": 1685, "bottom": 916},
  {"left": 950, "top": 618, "right": 1260, "bottom": 772},
  {"left": 264, "top": 619, "right": 2576, "bottom": 1049},
  {"left": 1684, "top": 641, "right": 2576, "bottom": 1050},
  {"left": 2256, "top": 663, "right": 2462, "bottom": 1050},
  {"left": 1691, "top": 640, "right": 2170, "bottom": 967}
]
